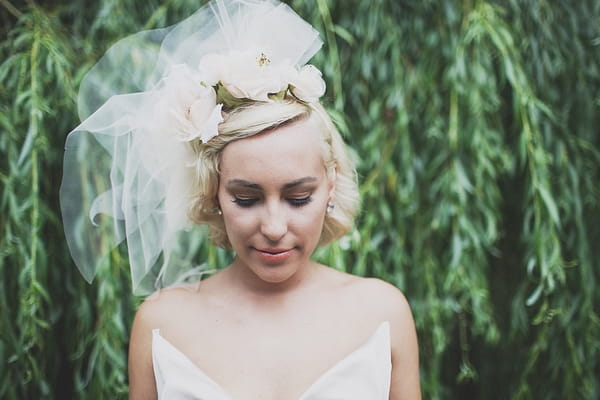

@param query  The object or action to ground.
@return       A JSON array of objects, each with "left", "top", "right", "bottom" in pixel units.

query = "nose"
[{"left": 260, "top": 204, "right": 288, "bottom": 242}]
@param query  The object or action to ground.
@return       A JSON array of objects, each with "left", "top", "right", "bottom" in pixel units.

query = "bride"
[{"left": 60, "top": 0, "right": 420, "bottom": 398}]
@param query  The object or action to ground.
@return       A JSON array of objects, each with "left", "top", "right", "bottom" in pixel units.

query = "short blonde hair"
[{"left": 188, "top": 99, "right": 359, "bottom": 248}]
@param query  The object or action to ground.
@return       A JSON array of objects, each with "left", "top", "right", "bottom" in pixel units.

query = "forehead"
[{"left": 220, "top": 117, "right": 326, "bottom": 182}]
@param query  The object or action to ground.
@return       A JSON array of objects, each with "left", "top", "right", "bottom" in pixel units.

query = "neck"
[{"left": 225, "top": 258, "right": 319, "bottom": 299}]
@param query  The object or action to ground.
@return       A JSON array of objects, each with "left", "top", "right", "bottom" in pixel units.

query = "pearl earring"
[{"left": 326, "top": 201, "right": 335, "bottom": 214}]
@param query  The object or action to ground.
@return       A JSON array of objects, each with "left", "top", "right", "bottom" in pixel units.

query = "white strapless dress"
[{"left": 152, "top": 321, "right": 391, "bottom": 399}]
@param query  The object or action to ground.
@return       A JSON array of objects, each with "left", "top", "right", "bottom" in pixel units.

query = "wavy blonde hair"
[{"left": 189, "top": 99, "right": 359, "bottom": 248}]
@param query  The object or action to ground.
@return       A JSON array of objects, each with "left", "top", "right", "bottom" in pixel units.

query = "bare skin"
[{"left": 129, "top": 118, "right": 421, "bottom": 399}]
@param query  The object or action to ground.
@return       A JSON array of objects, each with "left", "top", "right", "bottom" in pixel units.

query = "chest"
[
  {"left": 187, "top": 322, "right": 363, "bottom": 397},
  {"left": 153, "top": 320, "right": 391, "bottom": 399}
]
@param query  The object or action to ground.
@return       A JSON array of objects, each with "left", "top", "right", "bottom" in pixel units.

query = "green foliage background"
[{"left": 1, "top": 0, "right": 599, "bottom": 398}]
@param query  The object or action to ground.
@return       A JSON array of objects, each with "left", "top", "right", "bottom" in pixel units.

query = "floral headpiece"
[
  {"left": 158, "top": 47, "right": 325, "bottom": 144},
  {"left": 60, "top": 0, "right": 326, "bottom": 294}
]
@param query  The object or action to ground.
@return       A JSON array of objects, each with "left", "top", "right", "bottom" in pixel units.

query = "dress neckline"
[{"left": 152, "top": 320, "right": 390, "bottom": 399}]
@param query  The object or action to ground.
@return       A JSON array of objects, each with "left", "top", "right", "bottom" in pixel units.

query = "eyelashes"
[
  {"left": 232, "top": 197, "right": 257, "bottom": 207},
  {"left": 232, "top": 195, "right": 313, "bottom": 208},
  {"left": 288, "top": 196, "right": 313, "bottom": 207}
]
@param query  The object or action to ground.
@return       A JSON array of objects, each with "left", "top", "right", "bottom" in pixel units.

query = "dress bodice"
[{"left": 152, "top": 321, "right": 392, "bottom": 399}]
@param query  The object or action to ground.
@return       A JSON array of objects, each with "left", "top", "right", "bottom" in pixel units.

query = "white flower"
[
  {"left": 153, "top": 52, "right": 328, "bottom": 148},
  {"left": 202, "top": 49, "right": 290, "bottom": 102},
  {"left": 159, "top": 64, "right": 223, "bottom": 143},
  {"left": 196, "top": 49, "right": 326, "bottom": 104},
  {"left": 289, "top": 64, "right": 326, "bottom": 103},
  {"left": 187, "top": 96, "right": 223, "bottom": 143},
  {"left": 197, "top": 53, "right": 226, "bottom": 86}
]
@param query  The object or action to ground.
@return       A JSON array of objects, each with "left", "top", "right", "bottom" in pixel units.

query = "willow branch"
[{"left": 0, "top": 0, "right": 22, "bottom": 18}]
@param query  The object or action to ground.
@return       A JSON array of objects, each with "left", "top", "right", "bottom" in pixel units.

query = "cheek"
[
  {"left": 223, "top": 212, "right": 255, "bottom": 236},
  {"left": 291, "top": 205, "right": 327, "bottom": 234}
]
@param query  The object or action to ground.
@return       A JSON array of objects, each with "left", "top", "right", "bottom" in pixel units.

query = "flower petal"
[
  {"left": 290, "top": 64, "right": 326, "bottom": 103},
  {"left": 200, "top": 104, "right": 224, "bottom": 143},
  {"left": 198, "top": 53, "right": 227, "bottom": 86},
  {"left": 188, "top": 88, "right": 218, "bottom": 129}
]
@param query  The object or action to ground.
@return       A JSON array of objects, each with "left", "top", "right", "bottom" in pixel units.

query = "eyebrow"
[{"left": 226, "top": 176, "right": 318, "bottom": 190}]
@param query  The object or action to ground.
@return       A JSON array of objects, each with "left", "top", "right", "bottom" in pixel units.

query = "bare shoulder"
[
  {"left": 336, "top": 274, "right": 421, "bottom": 399},
  {"left": 316, "top": 268, "right": 415, "bottom": 326},
  {"left": 333, "top": 273, "right": 414, "bottom": 325},
  {"left": 128, "top": 285, "right": 201, "bottom": 400},
  {"left": 349, "top": 275, "right": 408, "bottom": 301},
  {"left": 349, "top": 277, "right": 416, "bottom": 342},
  {"left": 134, "top": 285, "right": 201, "bottom": 326}
]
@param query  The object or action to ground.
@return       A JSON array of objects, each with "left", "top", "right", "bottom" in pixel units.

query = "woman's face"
[{"left": 217, "top": 116, "right": 334, "bottom": 284}]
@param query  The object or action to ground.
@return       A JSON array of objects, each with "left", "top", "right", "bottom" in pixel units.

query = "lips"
[{"left": 254, "top": 247, "right": 294, "bottom": 263}]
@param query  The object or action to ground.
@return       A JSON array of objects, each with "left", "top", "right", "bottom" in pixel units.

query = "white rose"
[
  {"left": 220, "top": 49, "right": 288, "bottom": 101},
  {"left": 159, "top": 65, "right": 223, "bottom": 143},
  {"left": 186, "top": 87, "right": 223, "bottom": 143},
  {"left": 289, "top": 64, "right": 326, "bottom": 103},
  {"left": 223, "top": 74, "right": 286, "bottom": 101}
]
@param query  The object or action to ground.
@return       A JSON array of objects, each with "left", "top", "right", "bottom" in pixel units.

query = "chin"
[{"left": 252, "top": 264, "right": 300, "bottom": 284}]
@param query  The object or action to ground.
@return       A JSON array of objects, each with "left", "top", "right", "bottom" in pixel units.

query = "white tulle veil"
[{"left": 60, "top": 0, "right": 324, "bottom": 295}]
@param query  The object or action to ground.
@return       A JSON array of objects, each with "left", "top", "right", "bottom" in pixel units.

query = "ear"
[
  {"left": 213, "top": 194, "right": 222, "bottom": 215},
  {"left": 327, "top": 164, "right": 337, "bottom": 200}
]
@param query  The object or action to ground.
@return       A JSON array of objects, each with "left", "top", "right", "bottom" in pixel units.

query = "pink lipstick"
[{"left": 255, "top": 248, "right": 294, "bottom": 263}]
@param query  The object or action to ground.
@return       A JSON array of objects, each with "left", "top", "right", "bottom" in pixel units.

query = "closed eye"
[
  {"left": 288, "top": 195, "right": 312, "bottom": 207},
  {"left": 231, "top": 194, "right": 313, "bottom": 208},
  {"left": 232, "top": 197, "right": 258, "bottom": 207}
]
